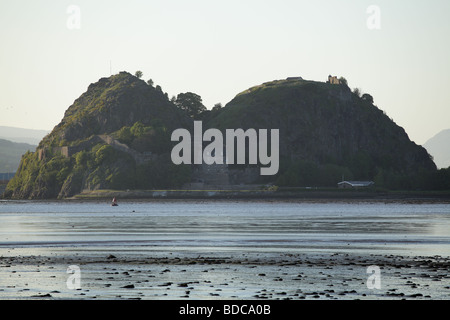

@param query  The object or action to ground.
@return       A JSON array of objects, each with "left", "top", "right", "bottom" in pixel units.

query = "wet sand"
[{"left": 1, "top": 249, "right": 449, "bottom": 300}]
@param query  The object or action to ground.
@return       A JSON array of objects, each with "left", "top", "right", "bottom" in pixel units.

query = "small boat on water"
[{"left": 111, "top": 197, "right": 118, "bottom": 206}]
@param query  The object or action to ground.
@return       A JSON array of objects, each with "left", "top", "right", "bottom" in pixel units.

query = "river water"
[{"left": 0, "top": 199, "right": 449, "bottom": 257}]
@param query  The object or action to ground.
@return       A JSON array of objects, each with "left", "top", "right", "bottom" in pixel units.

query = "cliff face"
[
  {"left": 208, "top": 78, "right": 436, "bottom": 186},
  {"left": 4, "top": 75, "right": 437, "bottom": 199}
]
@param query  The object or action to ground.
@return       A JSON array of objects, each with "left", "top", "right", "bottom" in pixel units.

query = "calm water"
[{"left": 0, "top": 200, "right": 449, "bottom": 257}]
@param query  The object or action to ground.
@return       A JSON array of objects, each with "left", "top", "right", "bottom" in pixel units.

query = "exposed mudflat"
[{"left": 1, "top": 250, "right": 449, "bottom": 300}]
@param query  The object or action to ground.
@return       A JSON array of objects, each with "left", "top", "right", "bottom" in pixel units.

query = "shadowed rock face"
[{"left": 208, "top": 79, "right": 436, "bottom": 176}]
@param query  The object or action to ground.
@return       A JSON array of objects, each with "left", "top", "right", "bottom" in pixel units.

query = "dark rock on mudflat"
[{"left": 31, "top": 293, "right": 52, "bottom": 298}]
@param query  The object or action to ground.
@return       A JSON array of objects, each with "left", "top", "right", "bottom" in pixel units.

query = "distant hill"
[
  {"left": 0, "top": 126, "right": 49, "bottom": 145},
  {"left": 423, "top": 129, "right": 450, "bottom": 169},
  {"left": 0, "top": 139, "right": 36, "bottom": 172},
  {"left": 3, "top": 73, "right": 442, "bottom": 199}
]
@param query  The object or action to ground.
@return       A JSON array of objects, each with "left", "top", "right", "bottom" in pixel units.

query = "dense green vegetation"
[
  {"left": 4, "top": 140, "right": 191, "bottom": 199},
  {"left": 112, "top": 121, "right": 172, "bottom": 154},
  {"left": 5, "top": 151, "right": 70, "bottom": 199}
]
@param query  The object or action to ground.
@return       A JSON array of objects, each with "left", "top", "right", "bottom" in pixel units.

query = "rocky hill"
[
  {"left": 208, "top": 78, "right": 436, "bottom": 188},
  {"left": 4, "top": 72, "right": 192, "bottom": 199},
  {"left": 40, "top": 71, "right": 190, "bottom": 147},
  {"left": 3, "top": 74, "right": 440, "bottom": 199}
]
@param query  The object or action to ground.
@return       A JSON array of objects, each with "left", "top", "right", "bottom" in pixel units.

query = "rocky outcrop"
[
  {"left": 4, "top": 74, "right": 439, "bottom": 199},
  {"left": 4, "top": 72, "right": 193, "bottom": 199},
  {"left": 39, "top": 71, "right": 191, "bottom": 148},
  {"left": 208, "top": 78, "right": 436, "bottom": 185}
]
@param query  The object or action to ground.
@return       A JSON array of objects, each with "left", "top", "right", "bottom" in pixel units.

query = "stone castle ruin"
[{"left": 327, "top": 75, "right": 341, "bottom": 85}]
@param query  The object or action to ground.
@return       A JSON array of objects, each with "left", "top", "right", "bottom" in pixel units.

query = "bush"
[
  {"left": 135, "top": 70, "right": 143, "bottom": 79},
  {"left": 95, "top": 145, "right": 116, "bottom": 165},
  {"left": 116, "top": 126, "right": 133, "bottom": 145}
]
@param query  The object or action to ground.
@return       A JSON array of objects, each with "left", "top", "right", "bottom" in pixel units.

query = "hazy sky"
[{"left": 0, "top": 0, "right": 449, "bottom": 144}]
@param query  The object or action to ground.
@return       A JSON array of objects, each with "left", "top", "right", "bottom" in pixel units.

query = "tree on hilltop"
[
  {"left": 212, "top": 103, "right": 222, "bottom": 112},
  {"left": 135, "top": 71, "right": 143, "bottom": 79},
  {"left": 362, "top": 93, "right": 374, "bottom": 104},
  {"left": 174, "top": 92, "right": 206, "bottom": 119},
  {"left": 353, "top": 87, "right": 362, "bottom": 97},
  {"left": 339, "top": 77, "right": 348, "bottom": 86}
]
